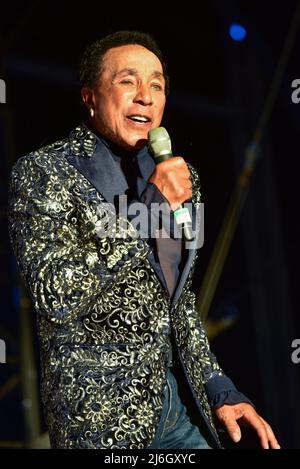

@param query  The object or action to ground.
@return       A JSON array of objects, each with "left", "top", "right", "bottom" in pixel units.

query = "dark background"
[{"left": 0, "top": 0, "right": 300, "bottom": 449}]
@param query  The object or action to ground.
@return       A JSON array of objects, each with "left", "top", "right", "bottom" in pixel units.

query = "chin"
[
  {"left": 133, "top": 138, "right": 147, "bottom": 150},
  {"left": 121, "top": 137, "right": 147, "bottom": 151}
]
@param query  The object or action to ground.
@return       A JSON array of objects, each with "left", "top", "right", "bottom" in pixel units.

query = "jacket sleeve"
[
  {"left": 186, "top": 163, "right": 254, "bottom": 407},
  {"left": 205, "top": 374, "right": 254, "bottom": 409},
  {"left": 188, "top": 284, "right": 254, "bottom": 409},
  {"left": 8, "top": 153, "right": 150, "bottom": 325}
]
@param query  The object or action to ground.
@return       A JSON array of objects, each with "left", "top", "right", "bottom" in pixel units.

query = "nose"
[{"left": 133, "top": 83, "right": 153, "bottom": 106}]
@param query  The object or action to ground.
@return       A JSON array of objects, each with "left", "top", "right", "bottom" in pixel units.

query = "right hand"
[{"left": 149, "top": 157, "right": 192, "bottom": 211}]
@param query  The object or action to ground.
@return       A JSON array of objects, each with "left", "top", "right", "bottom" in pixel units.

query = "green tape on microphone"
[{"left": 173, "top": 207, "right": 192, "bottom": 225}]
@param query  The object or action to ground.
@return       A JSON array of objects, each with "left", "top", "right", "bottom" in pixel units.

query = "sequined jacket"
[{"left": 8, "top": 124, "right": 229, "bottom": 449}]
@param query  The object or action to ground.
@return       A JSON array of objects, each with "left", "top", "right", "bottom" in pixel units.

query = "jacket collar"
[
  {"left": 69, "top": 123, "right": 98, "bottom": 158},
  {"left": 67, "top": 123, "right": 156, "bottom": 205}
]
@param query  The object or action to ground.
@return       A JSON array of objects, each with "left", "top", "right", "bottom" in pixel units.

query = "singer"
[{"left": 8, "top": 30, "right": 280, "bottom": 449}]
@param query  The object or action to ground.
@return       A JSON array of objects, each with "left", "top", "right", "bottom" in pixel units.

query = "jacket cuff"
[{"left": 205, "top": 374, "right": 254, "bottom": 409}]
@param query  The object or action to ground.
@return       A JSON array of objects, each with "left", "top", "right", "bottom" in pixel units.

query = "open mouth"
[{"left": 127, "top": 114, "right": 152, "bottom": 124}]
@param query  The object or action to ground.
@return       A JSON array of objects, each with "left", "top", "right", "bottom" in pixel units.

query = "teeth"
[{"left": 129, "top": 115, "right": 149, "bottom": 122}]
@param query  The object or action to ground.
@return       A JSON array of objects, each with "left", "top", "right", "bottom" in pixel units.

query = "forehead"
[{"left": 101, "top": 44, "right": 163, "bottom": 75}]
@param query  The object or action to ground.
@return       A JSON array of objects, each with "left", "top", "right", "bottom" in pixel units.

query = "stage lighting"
[{"left": 229, "top": 23, "right": 247, "bottom": 42}]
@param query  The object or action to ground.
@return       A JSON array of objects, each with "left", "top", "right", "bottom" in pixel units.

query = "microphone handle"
[
  {"left": 154, "top": 152, "right": 195, "bottom": 241},
  {"left": 184, "top": 224, "right": 194, "bottom": 242},
  {"left": 173, "top": 206, "right": 194, "bottom": 241}
]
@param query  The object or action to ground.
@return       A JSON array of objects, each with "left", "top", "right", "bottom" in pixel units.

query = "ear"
[{"left": 81, "top": 86, "right": 95, "bottom": 110}]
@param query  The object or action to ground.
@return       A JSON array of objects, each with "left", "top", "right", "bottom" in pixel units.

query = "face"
[{"left": 82, "top": 44, "right": 166, "bottom": 150}]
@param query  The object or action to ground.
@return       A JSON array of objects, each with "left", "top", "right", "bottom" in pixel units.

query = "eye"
[
  {"left": 120, "top": 79, "right": 135, "bottom": 86},
  {"left": 151, "top": 83, "right": 163, "bottom": 91}
]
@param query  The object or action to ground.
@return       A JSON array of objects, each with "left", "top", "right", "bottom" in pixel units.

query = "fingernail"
[{"left": 233, "top": 432, "right": 241, "bottom": 442}]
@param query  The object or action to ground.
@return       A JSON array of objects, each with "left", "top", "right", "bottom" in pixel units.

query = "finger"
[
  {"left": 172, "top": 156, "right": 186, "bottom": 166},
  {"left": 173, "top": 160, "right": 190, "bottom": 175},
  {"left": 170, "top": 201, "right": 181, "bottom": 211},
  {"left": 241, "top": 412, "right": 270, "bottom": 449},
  {"left": 178, "top": 169, "right": 190, "bottom": 178},
  {"left": 182, "top": 180, "right": 192, "bottom": 189},
  {"left": 166, "top": 168, "right": 190, "bottom": 183},
  {"left": 221, "top": 416, "right": 242, "bottom": 443},
  {"left": 259, "top": 417, "right": 281, "bottom": 449}
]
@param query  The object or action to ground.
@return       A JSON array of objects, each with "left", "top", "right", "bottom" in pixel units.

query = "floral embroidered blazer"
[{"left": 8, "top": 124, "right": 233, "bottom": 449}]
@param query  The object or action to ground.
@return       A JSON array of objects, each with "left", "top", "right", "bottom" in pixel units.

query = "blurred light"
[{"left": 229, "top": 23, "right": 247, "bottom": 42}]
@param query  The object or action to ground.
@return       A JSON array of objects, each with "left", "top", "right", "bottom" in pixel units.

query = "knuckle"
[
  {"left": 175, "top": 157, "right": 185, "bottom": 167},
  {"left": 177, "top": 186, "right": 185, "bottom": 197}
]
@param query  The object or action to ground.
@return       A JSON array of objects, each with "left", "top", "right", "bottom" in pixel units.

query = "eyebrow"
[{"left": 113, "top": 68, "right": 165, "bottom": 81}]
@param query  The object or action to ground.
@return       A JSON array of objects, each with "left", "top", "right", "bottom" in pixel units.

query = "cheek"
[
  {"left": 155, "top": 103, "right": 165, "bottom": 123},
  {"left": 107, "top": 96, "right": 128, "bottom": 122},
  {"left": 158, "top": 97, "right": 166, "bottom": 114},
  {"left": 99, "top": 103, "right": 120, "bottom": 130},
  {"left": 95, "top": 99, "right": 108, "bottom": 119}
]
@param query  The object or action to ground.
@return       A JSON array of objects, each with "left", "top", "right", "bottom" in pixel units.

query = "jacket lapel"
[
  {"left": 66, "top": 126, "right": 128, "bottom": 205},
  {"left": 65, "top": 124, "right": 199, "bottom": 304},
  {"left": 66, "top": 124, "right": 170, "bottom": 293},
  {"left": 171, "top": 204, "right": 199, "bottom": 306}
]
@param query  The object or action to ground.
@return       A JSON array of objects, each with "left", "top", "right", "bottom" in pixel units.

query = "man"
[{"left": 8, "top": 31, "right": 280, "bottom": 449}]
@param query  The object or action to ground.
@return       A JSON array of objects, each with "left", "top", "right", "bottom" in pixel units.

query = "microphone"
[{"left": 148, "top": 127, "right": 195, "bottom": 241}]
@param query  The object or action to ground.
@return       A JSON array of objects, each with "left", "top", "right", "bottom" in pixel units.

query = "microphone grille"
[{"left": 148, "top": 127, "right": 172, "bottom": 157}]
